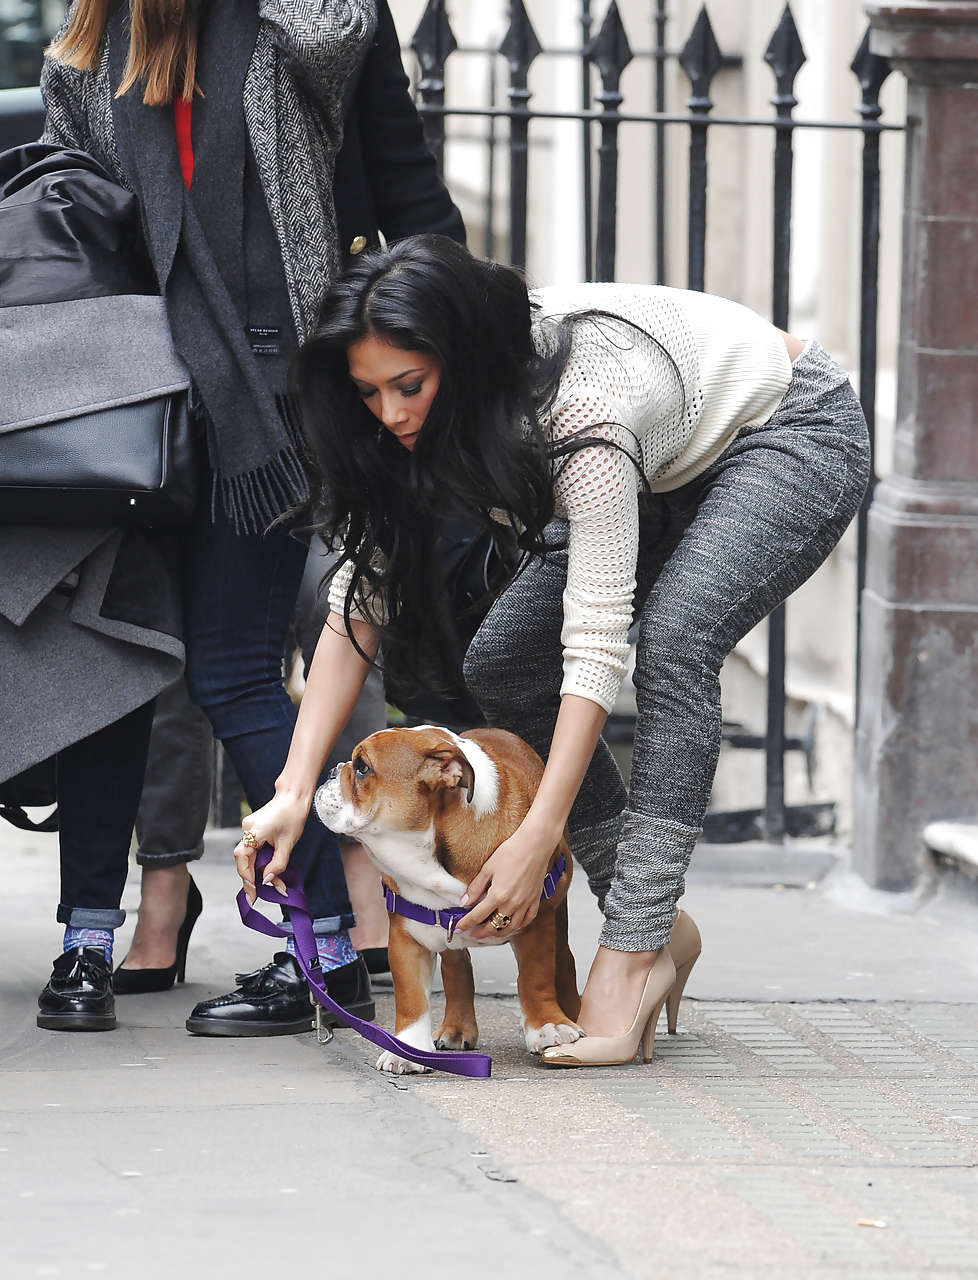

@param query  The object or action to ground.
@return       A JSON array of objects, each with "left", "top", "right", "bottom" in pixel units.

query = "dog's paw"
[
  {"left": 375, "top": 1050, "right": 431, "bottom": 1075},
  {"left": 523, "top": 1021, "right": 584, "bottom": 1054},
  {"left": 434, "top": 1023, "right": 479, "bottom": 1051}
]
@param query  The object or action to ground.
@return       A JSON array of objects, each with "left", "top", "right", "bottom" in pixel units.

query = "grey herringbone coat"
[{"left": 41, "top": 0, "right": 375, "bottom": 345}]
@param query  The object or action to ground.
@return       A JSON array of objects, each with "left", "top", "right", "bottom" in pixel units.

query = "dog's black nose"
[{"left": 327, "top": 763, "right": 343, "bottom": 783}]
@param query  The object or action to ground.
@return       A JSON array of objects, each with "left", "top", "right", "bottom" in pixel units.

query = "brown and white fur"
[{"left": 314, "top": 725, "right": 582, "bottom": 1074}]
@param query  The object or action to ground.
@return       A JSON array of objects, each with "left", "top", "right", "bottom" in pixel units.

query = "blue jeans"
[{"left": 182, "top": 496, "right": 353, "bottom": 935}]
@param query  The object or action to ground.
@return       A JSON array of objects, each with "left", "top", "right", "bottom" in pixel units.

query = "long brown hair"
[{"left": 48, "top": 0, "right": 203, "bottom": 105}]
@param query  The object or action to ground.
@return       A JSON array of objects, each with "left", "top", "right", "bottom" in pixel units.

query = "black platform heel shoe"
[{"left": 113, "top": 875, "right": 203, "bottom": 994}]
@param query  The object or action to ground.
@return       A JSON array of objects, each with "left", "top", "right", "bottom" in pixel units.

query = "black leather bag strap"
[
  {"left": 0, "top": 758, "right": 59, "bottom": 832},
  {"left": 0, "top": 804, "right": 59, "bottom": 833}
]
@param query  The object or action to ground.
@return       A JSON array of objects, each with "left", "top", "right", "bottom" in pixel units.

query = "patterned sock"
[
  {"left": 63, "top": 926, "right": 114, "bottom": 963},
  {"left": 286, "top": 928, "right": 357, "bottom": 972}
]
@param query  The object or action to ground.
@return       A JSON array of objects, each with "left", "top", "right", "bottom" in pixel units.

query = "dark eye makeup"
[{"left": 353, "top": 380, "right": 423, "bottom": 400}]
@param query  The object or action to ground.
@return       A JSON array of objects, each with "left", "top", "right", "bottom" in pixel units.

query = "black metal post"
[
  {"left": 581, "top": 0, "right": 595, "bottom": 281},
  {"left": 500, "top": 1, "right": 543, "bottom": 271},
  {"left": 679, "top": 7, "right": 723, "bottom": 292},
  {"left": 654, "top": 1, "right": 669, "bottom": 284},
  {"left": 587, "top": 2, "right": 634, "bottom": 282},
  {"left": 762, "top": 3, "right": 807, "bottom": 842},
  {"left": 486, "top": 47, "right": 499, "bottom": 255},
  {"left": 411, "top": 0, "right": 458, "bottom": 176},
  {"left": 850, "top": 29, "right": 892, "bottom": 724}
]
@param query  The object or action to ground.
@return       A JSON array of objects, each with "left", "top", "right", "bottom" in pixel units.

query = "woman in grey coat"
[{"left": 18, "top": 0, "right": 463, "bottom": 1032}]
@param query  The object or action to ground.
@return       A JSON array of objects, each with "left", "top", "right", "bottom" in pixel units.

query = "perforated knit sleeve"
[
  {"left": 551, "top": 401, "right": 642, "bottom": 715},
  {"left": 327, "top": 555, "right": 389, "bottom": 628}
]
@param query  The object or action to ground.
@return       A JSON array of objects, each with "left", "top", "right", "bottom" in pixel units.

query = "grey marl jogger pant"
[{"left": 462, "top": 341, "right": 871, "bottom": 951}]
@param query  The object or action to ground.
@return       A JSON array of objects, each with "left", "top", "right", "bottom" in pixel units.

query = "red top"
[{"left": 173, "top": 99, "right": 194, "bottom": 189}]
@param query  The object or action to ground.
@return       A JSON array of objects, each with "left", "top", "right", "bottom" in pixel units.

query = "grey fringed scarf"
[{"left": 103, "top": 0, "right": 375, "bottom": 531}]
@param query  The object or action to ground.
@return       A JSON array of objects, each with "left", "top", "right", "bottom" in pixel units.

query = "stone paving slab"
[{"left": 356, "top": 991, "right": 978, "bottom": 1279}]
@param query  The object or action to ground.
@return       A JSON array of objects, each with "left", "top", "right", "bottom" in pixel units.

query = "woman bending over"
[{"left": 235, "top": 234, "right": 870, "bottom": 1067}]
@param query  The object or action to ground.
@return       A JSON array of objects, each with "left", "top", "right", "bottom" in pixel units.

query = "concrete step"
[{"left": 924, "top": 820, "right": 978, "bottom": 881}]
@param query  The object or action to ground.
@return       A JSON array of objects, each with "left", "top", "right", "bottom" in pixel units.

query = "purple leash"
[{"left": 236, "top": 850, "right": 492, "bottom": 1078}]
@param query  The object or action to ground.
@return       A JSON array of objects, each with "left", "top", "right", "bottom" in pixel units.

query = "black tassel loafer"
[
  {"left": 37, "top": 946, "right": 117, "bottom": 1031},
  {"left": 185, "top": 952, "right": 374, "bottom": 1037}
]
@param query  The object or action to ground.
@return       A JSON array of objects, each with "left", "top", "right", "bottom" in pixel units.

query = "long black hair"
[{"left": 291, "top": 234, "right": 670, "bottom": 701}]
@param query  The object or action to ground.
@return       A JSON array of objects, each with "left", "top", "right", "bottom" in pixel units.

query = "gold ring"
[
  {"left": 241, "top": 829, "right": 261, "bottom": 850},
  {"left": 490, "top": 911, "right": 511, "bottom": 932}
]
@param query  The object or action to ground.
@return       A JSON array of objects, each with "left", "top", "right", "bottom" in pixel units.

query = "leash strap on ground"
[{"left": 236, "top": 850, "right": 492, "bottom": 1078}]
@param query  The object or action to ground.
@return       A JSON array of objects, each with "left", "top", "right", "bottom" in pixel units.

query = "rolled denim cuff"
[
  {"left": 277, "top": 914, "right": 355, "bottom": 937},
  {"left": 599, "top": 812, "right": 700, "bottom": 952},
  {"left": 135, "top": 844, "right": 205, "bottom": 868},
  {"left": 57, "top": 904, "right": 126, "bottom": 929}
]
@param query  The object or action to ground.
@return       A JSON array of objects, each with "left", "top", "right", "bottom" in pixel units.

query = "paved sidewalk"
[{"left": 3, "top": 824, "right": 978, "bottom": 1279}]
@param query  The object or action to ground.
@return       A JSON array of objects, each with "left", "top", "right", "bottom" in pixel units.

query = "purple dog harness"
[
  {"left": 237, "top": 850, "right": 567, "bottom": 1079},
  {"left": 384, "top": 854, "right": 567, "bottom": 941}
]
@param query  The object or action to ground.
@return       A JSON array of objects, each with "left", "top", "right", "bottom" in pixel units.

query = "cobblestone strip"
[
  {"left": 890, "top": 1005, "right": 978, "bottom": 1070},
  {"left": 789, "top": 1006, "right": 932, "bottom": 1074},
  {"left": 907, "top": 1079, "right": 978, "bottom": 1135},
  {"left": 648, "top": 1027, "right": 736, "bottom": 1075},
  {"left": 591, "top": 1081, "right": 751, "bottom": 1161},
  {"left": 696, "top": 1080, "right": 855, "bottom": 1161},
  {"left": 696, "top": 1004, "right": 835, "bottom": 1073},
  {"left": 801, "top": 1080, "right": 974, "bottom": 1165}
]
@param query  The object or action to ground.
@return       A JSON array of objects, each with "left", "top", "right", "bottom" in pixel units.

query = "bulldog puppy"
[{"left": 314, "top": 725, "right": 582, "bottom": 1074}]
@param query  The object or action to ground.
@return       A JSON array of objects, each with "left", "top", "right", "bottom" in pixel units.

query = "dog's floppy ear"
[{"left": 419, "top": 747, "right": 476, "bottom": 803}]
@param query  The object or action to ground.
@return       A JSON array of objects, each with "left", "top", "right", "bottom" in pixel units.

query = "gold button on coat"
[{"left": 349, "top": 235, "right": 367, "bottom": 255}]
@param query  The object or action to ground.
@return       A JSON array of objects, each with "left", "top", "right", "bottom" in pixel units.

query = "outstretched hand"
[
  {"left": 233, "top": 791, "right": 311, "bottom": 904},
  {"left": 453, "top": 822, "right": 557, "bottom": 941}
]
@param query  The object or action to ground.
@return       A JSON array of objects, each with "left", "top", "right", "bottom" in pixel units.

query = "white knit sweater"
[{"left": 330, "top": 284, "right": 793, "bottom": 714}]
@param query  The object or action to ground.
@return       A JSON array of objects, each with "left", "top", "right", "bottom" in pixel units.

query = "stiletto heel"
[
  {"left": 641, "top": 994, "right": 669, "bottom": 1063},
  {"left": 665, "top": 907, "right": 701, "bottom": 1034},
  {"left": 114, "top": 876, "right": 202, "bottom": 995},
  {"left": 666, "top": 956, "right": 697, "bottom": 1034}
]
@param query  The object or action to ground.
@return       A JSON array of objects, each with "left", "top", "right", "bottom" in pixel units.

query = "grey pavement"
[{"left": 2, "top": 822, "right": 978, "bottom": 1279}]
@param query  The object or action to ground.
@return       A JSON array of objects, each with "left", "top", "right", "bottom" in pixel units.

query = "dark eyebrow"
[{"left": 351, "top": 367, "right": 426, "bottom": 388}]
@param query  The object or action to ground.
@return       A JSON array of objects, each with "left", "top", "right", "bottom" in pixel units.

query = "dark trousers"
[
  {"left": 182, "top": 497, "right": 353, "bottom": 933},
  {"left": 56, "top": 700, "right": 156, "bottom": 927}
]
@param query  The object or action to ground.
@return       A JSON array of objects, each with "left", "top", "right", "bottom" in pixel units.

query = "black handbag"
[
  {"left": 0, "top": 144, "right": 196, "bottom": 528},
  {"left": 0, "top": 392, "right": 197, "bottom": 528}
]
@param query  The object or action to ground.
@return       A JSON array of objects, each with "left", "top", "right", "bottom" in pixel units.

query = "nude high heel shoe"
[
  {"left": 541, "top": 947, "right": 677, "bottom": 1067},
  {"left": 665, "top": 908, "right": 701, "bottom": 1035}
]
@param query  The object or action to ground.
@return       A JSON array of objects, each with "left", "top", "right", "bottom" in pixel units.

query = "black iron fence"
[{"left": 0, "top": 2, "right": 904, "bottom": 843}]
